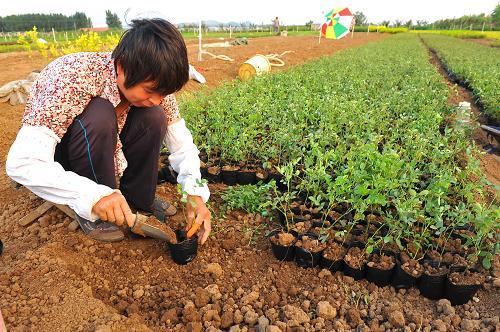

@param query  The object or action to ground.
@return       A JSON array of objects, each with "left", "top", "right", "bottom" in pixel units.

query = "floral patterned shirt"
[{"left": 22, "top": 51, "right": 180, "bottom": 176}]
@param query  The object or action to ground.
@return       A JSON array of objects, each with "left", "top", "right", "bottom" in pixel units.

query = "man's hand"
[
  {"left": 92, "top": 191, "right": 135, "bottom": 227},
  {"left": 185, "top": 195, "right": 211, "bottom": 245}
]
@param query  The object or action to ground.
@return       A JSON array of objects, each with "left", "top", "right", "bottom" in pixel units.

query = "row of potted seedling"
[{"left": 267, "top": 201, "right": 486, "bottom": 307}]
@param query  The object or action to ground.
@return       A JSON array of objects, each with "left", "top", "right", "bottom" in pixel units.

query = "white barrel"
[{"left": 238, "top": 55, "right": 271, "bottom": 81}]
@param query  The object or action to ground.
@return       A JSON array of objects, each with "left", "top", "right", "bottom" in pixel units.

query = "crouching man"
[{"left": 6, "top": 19, "right": 211, "bottom": 244}]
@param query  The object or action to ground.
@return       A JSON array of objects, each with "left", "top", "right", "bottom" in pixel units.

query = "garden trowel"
[{"left": 130, "top": 212, "right": 177, "bottom": 244}]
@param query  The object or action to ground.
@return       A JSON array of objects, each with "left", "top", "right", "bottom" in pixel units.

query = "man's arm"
[
  {"left": 6, "top": 125, "right": 116, "bottom": 221},
  {"left": 165, "top": 118, "right": 210, "bottom": 202}
]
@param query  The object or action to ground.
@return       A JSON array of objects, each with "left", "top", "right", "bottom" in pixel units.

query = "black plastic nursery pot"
[
  {"left": 167, "top": 230, "right": 198, "bottom": 265},
  {"left": 255, "top": 170, "right": 268, "bottom": 182},
  {"left": 236, "top": 170, "right": 257, "bottom": 185},
  {"left": 444, "top": 269, "right": 483, "bottom": 306},
  {"left": 0, "top": 239, "right": 3, "bottom": 255},
  {"left": 320, "top": 243, "right": 345, "bottom": 273},
  {"left": 294, "top": 234, "right": 324, "bottom": 268},
  {"left": 268, "top": 230, "right": 296, "bottom": 262},
  {"left": 157, "top": 165, "right": 178, "bottom": 185},
  {"left": 391, "top": 260, "right": 422, "bottom": 290},
  {"left": 206, "top": 167, "right": 221, "bottom": 183},
  {"left": 267, "top": 172, "right": 287, "bottom": 191},
  {"left": 365, "top": 251, "right": 396, "bottom": 287},
  {"left": 418, "top": 260, "right": 449, "bottom": 300},
  {"left": 221, "top": 168, "right": 238, "bottom": 185},
  {"left": 200, "top": 166, "right": 208, "bottom": 178},
  {"left": 343, "top": 244, "right": 366, "bottom": 280}
]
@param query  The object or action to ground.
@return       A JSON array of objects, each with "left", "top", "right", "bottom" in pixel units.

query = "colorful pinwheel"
[{"left": 321, "top": 7, "right": 355, "bottom": 40}]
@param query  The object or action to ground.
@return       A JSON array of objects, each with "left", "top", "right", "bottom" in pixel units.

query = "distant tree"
[
  {"left": 380, "top": 20, "right": 390, "bottom": 27},
  {"left": 492, "top": 3, "right": 500, "bottom": 27},
  {"left": 105, "top": 10, "right": 122, "bottom": 29},
  {"left": 72, "top": 12, "right": 90, "bottom": 29},
  {"left": 354, "top": 11, "right": 367, "bottom": 25},
  {"left": 393, "top": 20, "right": 403, "bottom": 27},
  {"left": 416, "top": 20, "right": 428, "bottom": 27},
  {"left": 0, "top": 12, "right": 91, "bottom": 31},
  {"left": 405, "top": 20, "right": 413, "bottom": 28}
]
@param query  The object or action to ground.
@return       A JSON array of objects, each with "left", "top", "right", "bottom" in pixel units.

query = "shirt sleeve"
[
  {"left": 164, "top": 119, "right": 210, "bottom": 202},
  {"left": 6, "top": 125, "right": 115, "bottom": 221},
  {"left": 160, "top": 94, "right": 181, "bottom": 124}
]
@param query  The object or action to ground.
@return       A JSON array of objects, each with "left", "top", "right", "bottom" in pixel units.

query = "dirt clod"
[
  {"left": 316, "top": 301, "right": 336, "bottom": 320},
  {"left": 388, "top": 310, "right": 406, "bottom": 328}
]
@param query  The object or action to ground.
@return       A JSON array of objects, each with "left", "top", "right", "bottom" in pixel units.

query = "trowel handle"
[{"left": 187, "top": 222, "right": 201, "bottom": 238}]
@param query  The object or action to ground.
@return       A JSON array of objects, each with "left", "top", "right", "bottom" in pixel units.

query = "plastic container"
[
  {"left": 157, "top": 165, "right": 177, "bottom": 184},
  {"left": 237, "top": 170, "right": 257, "bottom": 185},
  {"left": 391, "top": 260, "right": 422, "bottom": 290},
  {"left": 365, "top": 251, "right": 396, "bottom": 287},
  {"left": 206, "top": 167, "right": 221, "bottom": 183},
  {"left": 343, "top": 244, "right": 366, "bottom": 280},
  {"left": 268, "top": 230, "right": 296, "bottom": 262},
  {"left": 221, "top": 168, "right": 238, "bottom": 185},
  {"left": 418, "top": 260, "right": 449, "bottom": 300},
  {"left": 267, "top": 172, "right": 287, "bottom": 191},
  {"left": 444, "top": 268, "right": 483, "bottom": 305},
  {"left": 320, "top": 243, "right": 345, "bottom": 273},
  {"left": 167, "top": 230, "right": 198, "bottom": 265},
  {"left": 294, "top": 233, "right": 324, "bottom": 268},
  {"left": 238, "top": 55, "right": 271, "bottom": 81},
  {"left": 0, "top": 239, "right": 3, "bottom": 255}
]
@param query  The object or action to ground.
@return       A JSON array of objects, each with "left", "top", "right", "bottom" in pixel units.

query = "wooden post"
[
  {"left": 52, "top": 28, "right": 56, "bottom": 43},
  {"left": 230, "top": 25, "right": 232, "bottom": 38},
  {"left": 481, "top": 22, "right": 485, "bottom": 32},
  {"left": 318, "top": 28, "right": 321, "bottom": 44},
  {"left": 367, "top": 25, "right": 370, "bottom": 35},
  {"left": 19, "top": 201, "right": 53, "bottom": 227},
  {"left": 351, "top": 23, "right": 355, "bottom": 38},
  {"left": 198, "top": 20, "right": 202, "bottom": 61}
]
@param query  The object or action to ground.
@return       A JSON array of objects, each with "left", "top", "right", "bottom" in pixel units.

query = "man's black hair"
[{"left": 112, "top": 18, "right": 189, "bottom": 95}]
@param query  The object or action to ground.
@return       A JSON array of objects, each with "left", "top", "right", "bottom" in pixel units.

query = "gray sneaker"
[{"left": 75, "top": 215, "right": 125, "bottom": 242}]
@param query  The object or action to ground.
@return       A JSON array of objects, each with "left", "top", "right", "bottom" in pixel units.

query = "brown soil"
[
  {"left": 270, "top": 232, "right": 295, "bottom": 247},
  {"left": 322, "top": 242, "right": 346, "bottom": 261},
  {"left": 466, "top": 38, "right": 500, "bottom": 48},
  {"left": 1, "top": 35, "right": 500, "bottom": 331},
  {"left": 344, "top": 247, "right": 366, "bottom": 269},
  {"left": 221, "top": 165, "right": 239, "bottom": 171},
  {"left": 449, "top": 271, "right": 486, "bottom": 286},
  {"left": 423, "top": 262, "right": 449, "bottom": 276},
  {"left": 207, "top": 166, "right": 220, "bottom": 175},
  {"left": 255, "top": 169, "right": 267, "bottom": 181},
  {"left": 182, "top": 33, "right": 387, "bottom": 92},
  {"left": 437, "top": 237, "right": 466, "bottom": 254},
  {"left": 367, "top": 253, "right": 395, "bottom": 270},
  {"left": 290, "top": 221, "right": 311, "bottom": 234},
  {"left": 295, "top": 235, "right": 326, "bottom": 253},
  {"left": 401, "top": 259, "right": 424, "bottom": 278},
  {"left": 442, "top": 252, "right": 469, "bottom": 267},
  {"left": 427, "top": 249, "right": 444, "bottom": 262},
  {"left": 405, "top": 243, "right": 425, "bottom": 260}
]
